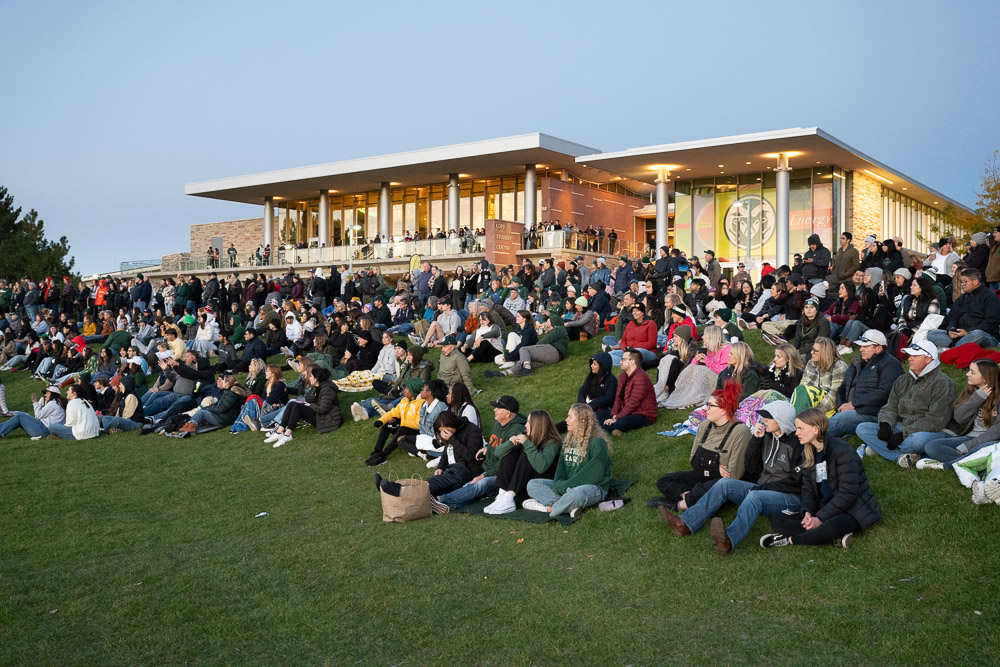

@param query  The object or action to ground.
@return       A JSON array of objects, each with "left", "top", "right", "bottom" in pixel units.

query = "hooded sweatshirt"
[
  {"left": 578, "top": 352, "right": 617, "bottom": 411},
  {"left": 743, "top": 401, "right": 804, "bottom": 494},
  {"left": 482, "top": 413, "right": 528, "bottom": 476}
]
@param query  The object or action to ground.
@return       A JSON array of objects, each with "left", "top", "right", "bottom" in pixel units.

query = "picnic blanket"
[{"left": 452, "top": 478, "right": 637, "bottom": 525}]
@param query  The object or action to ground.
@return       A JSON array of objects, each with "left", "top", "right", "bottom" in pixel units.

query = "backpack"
[{"left": 885, "top": 330, "right": 910, "bottom": 361}]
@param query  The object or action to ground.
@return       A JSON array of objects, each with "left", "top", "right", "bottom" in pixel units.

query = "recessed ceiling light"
[
  {"left": 718, "top": 164, "right": 724, "bottom": 168},
  {"left": 902, "top": 187, "right": 907, "bottom": 191},
  {"left": 328, "top": 189, "right": 337, "bottom": 193},
  {"left": 816, "top": 161, "right": 821, "bottom": 164},
  {"left": 745, "top": 161, "right": 752, "bottom": 165},
  {"left": 934, "top": 201, "right": 939, "bottom": 205},
  {"left": 720, "top": 171, "right": 725, "bottom": 174},
  {"left": 390, "top": 182, "right": 401, "bottom": 186}
]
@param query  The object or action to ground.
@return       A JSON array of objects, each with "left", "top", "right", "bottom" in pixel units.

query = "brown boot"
[
  {"left": 710, "top": 517, "right": 733, "bottom": 555},
  {"left": 658, "top": 506, "right": 691, "bottom": 536}
]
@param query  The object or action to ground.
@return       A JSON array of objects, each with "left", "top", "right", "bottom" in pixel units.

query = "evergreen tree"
[{"left": 0, "top": 186, "right": 77, "bottom": 280}]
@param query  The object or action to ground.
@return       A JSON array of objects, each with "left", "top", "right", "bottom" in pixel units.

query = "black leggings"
[
  {"left": 656, "top": 469, "right": 718, "bottom": 506},
  {"left": 466, "top": 344, "right": 499, "bottom": 363},
  {"left": 496, "top": 447, "right": 559, "bottom": 499},
  {"left": 375, "top": 425, "right": 419, "bottom": 456},
  {"left": 769, "top": 512, "right": 860, "bottom": 545},
  {"left": 280, "top": 401, "right": 316, "bottom": 429}
]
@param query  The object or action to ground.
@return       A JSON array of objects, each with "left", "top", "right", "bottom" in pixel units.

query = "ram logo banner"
[
  {"left": 409, "top": 254, "right": 422, "bottom": 276},
  {"left": 723, "top": 195, "right": 775, "bottom": 250}
]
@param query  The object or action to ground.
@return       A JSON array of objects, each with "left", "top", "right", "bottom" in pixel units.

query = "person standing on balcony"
[{"left": 228, "top": 244, "right": 238, "bottom": 267}]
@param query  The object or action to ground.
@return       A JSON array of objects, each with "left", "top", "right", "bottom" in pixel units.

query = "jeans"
[
  {"left": 679, "top": 478, "right": 800, "bottom": 548},
  {"left": 47, "top": 423, "right": 77, "bottom": 440},
  {"left": 144, "top": 392, "right": 185, "bottom": 417},
  {"left": 601, "top": 335, "right": 618, "bottom": 348},
  {"left": 151, "top": 396, "right": 197, "bottom": 422},
  {"left": 101, "top": 416, "right": 142, "bottom": 431},
  {"left": 922, "top": 435, "right": 974, "bottom": 469},
  {"left": 856, "top": 421, "right": 951, "bottom": 461},
  {"left": 926, "top": 328, "right": 999, "bottom": 350},
  {"left": 526, "top": 478, "right": 606, "bottom": 517},
  {"left": 0, "top": 412, "right": 51, "bottom": 438},
  {"left": 260, "top": 405, "right": 286, "bottom": 427},
  {"left": 839, "top": 319, "right": 869, "bottom": 342},
  {"left": 427, "top": 463, "right": 474, "bottom": 496},
  {"left": 606, "top": 413, "right": 653, "bottom": 433},
  {"left": 440, "top": 475, "right": 497, "bottom": 509},
  {"left": 609, "top": 347, "right": 657, "bottom": 367},
  {"left": 827, "top": 410, "right": 878, "bottom": 438},
  {"left": 357, "top": 395, "right": 403, "bottom": 418},
  {"left": 829, "top": 322, "right": 843, "bottom": 339},
  {"left": 189, "top": 410, "right": 222, "bottom": 428}
]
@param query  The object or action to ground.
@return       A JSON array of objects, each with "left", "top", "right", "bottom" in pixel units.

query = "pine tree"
[{"left": 0, "top": 186, "right": 77, "bottom": 280}]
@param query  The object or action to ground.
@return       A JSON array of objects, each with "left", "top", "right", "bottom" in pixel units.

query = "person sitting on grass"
[
  {"left": 854, "top": 339, "right": 956, "bottom": 467},
  {"left": 760, "top": 408, "right": 881, "bottom": 549},
  {"left": 715, "top": 341, "right": 758, "bottom": 400},
  {"left": 607, "top": 302, "right": 658, "bottom": 366},
  {"left": 916, "top": 359, "right": 1000, "bottom": 472},
  {"left": 421, "top": 410, "right": 485, "bottom": 504},
  {"left": 264, "top": 366, "right": 342, "bottom": 448},
  {"left": 790, "top": 337, "right": 848, "bottom": 414},
  {"left": 373, "top": 379, "right": 448, "bottom": 462},
  {"left": 827, "top": 330, "right": 903, "bottom": 438},
  {"left": 649, "top": 381, "right": 750, "bottom": 511},
  {"left": 603, "top": 349, "right": 657, "bottom": 436},
  {"left": 429, "top": 394, "right": 525, "bottom": 513},
  {"left": 100, "top": 376, "right": 146, "bottom": 434},
  {"left": 481, "top": 409, "right": 562, "bottom": 515},
  {"left": 365, "top": 378, "right": 426, "bottom": 467},
  {"left": 787, "top": 297, "right": 831, "bottom": 358},
  {"left": 486, "top": 318, "right": 568, "bottom": 379},
  {"left": 460, "top": 312, "right": 503, "bottom": 364},
  {"left": 0, "top": 385, "right": 66, "bottom": 439},
  {"left": 521, "top": 402, "right": 612, "bottom": 519},
  {"left": 177, "top": 372, "right": 249, "bottom": 435},
  {"left": 233, "top": 364, "right": 289, "bottom": 433},
  {"left": 436, "top": 335, "right": 477, "bottom": 394},
  {"left": 556, "top": 352, "right": 617, "bottom": 432},
  {"left": 44, "top": 384, "right": 100, "bottom": 441},
  {"left": 658, "top": 401, "right": 804, "bottom": 555},
  {"left": 653, "top": 324, "right": 696, "bottom": 406},
  {"left": 350, "top": 344, "right": 432, "bottom": 421}
]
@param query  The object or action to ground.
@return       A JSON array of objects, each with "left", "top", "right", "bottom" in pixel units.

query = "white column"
[
  {"left": 775, "top": 153, "right": 791, "bottom": 268},
  {"left": 448, "top": 174, "right": 460, "bottom": 232},
  {"left": 655, "top": 167, "right": 670, "bottom": 251},
  {"left": 263, "top": 196, "right": 274, "bottom": 248},
  {"left": 318, "top": 191, "right": 329, "bottom": 246},
  {"left": 524, "top": 164, "right": 537, "bottom": 225},
  {"left": 379, "top": 182, "right": 391, "bottom": 238}
]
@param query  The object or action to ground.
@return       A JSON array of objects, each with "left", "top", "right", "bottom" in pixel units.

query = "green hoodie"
[
  {"left": 552, "top": 436, "right": 612, "bottom": 495},
  {"left": 482, "top": 413, "right": 528, "bottom": 476},
  {"left": 538, "top": 323, "right": 568, "bottom": 359}
]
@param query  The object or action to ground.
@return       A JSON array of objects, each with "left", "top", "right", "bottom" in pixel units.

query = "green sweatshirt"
[
  {"left": 552, "top": 436, "right": 612, "bottom": 494},
  {"left": 483, "top": 413, "right": 527, "bottom": 476},
  {"left": 538, "top": 324, "right": 568, "bottom": 359},
  {"left": 523, "top": 436, "right": 561, "bottom": 474}
]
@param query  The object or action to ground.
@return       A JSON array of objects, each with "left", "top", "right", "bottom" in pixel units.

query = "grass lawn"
[{"left": 1, "top": 332, "right": 998, "bottom": 665}]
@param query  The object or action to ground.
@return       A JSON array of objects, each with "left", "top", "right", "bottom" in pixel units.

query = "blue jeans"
[
  {"left": 680, "top": 478, "right": 800, "bottom": 548},
  {"left": 151, "top": 396, "right": 197, "bottom": 422},
  {"left": 357, "top": 395, "right": 403, "bottom": 418},
  {"left": 261, "top": 405, "right": 288, "bottom": 427},
  {"left": 440, "top": 475, "right": 497, "bottom": 509},
  {"left": 827, "top": 410, "right": 878, "bottom": 438},
  {"left": 601, "top": 335, "right": 618, "bottom": 348},
  {"left": 923, "top": 435, "right": 974, "bottom": 469},
  {"left": 610, "top": 347, "right": 656, "bottom": 366},
  {"left": 0, "top": 412, "right": 51, "bottom": 438},
  {"left": 829, "top": 322, "right": 843, "bottom": 339},
  {"left": 189, "top": 410, "right": 222, "bottom": 428},
  {"left": 856, "top": 421, "right": 950, "bottom": 461},
  {"left": 144, "top": 392, "right": 184, "bottom": 416},
  {"left": 101, "top": 416, "right": 142, "bottom": 431},
  {"left": 926, "top": 328, "right": 999, "bottom": 350},
  {"left": 387, "top": 323, "right": 414, "bottom": 334},
  {"left": 840, "top": 319, "right": 869, "bottom": 342},
  {"left": 47, "top": 423, "right": 78, "bottom": 440},
  {"left": 526, "top": 478, "right": 606, "bottom": 517}
]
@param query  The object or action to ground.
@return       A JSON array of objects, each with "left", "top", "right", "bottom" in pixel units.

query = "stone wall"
[
  {"left": 190, "top": 218, "right": 264, "bottom": 260},
  {"left": 848, "top": 171, "right": 882, "bottom": 247}
]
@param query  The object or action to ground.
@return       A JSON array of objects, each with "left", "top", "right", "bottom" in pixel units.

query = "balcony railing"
[{"left": 523, "top": 230, "right": 644, "bottom": 258}]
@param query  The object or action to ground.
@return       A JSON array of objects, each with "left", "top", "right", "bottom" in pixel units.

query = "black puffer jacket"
[
  {"left": 835, "top": 350, "right": 904, "bottom": 416},
  {"left": 435, "top": 417, "right": 486, "bottom": 476},
  {"left": 800, "top": 436, "right": 881, "bottom": 531},
  {"left": 307, "top": 380, "right": 342, "bottom": 434}
]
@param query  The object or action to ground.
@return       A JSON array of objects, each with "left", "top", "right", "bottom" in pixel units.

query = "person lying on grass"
[
  {"left": 759, "top": 408, "right": 881, "bottom": 549},
  {"left": 658, "top": 401, "right": 804, "bottom": 555},
  {"left": 521, "top": 402, "right": 612, "bottom": 519}
]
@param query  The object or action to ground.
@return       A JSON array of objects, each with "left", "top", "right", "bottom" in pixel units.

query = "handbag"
[
  {"left": 690, "top": 423, "right": 737, "bottom": 479},
  {"left": 380, "top": 476, "right": 432, "bottom": 523}
]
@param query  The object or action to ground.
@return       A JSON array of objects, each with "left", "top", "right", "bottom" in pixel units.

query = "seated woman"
[
  {"left": 564, "top": 297, "right": 597, "bottom": 341},
  {"left": 691, "top": 325, "right": 730, "bottom": 374},
  {"left": 837, "top": 268, "right": 892, "bottom": 356},
  {"left": 653, "top": 324, "right": 695, "bottom": 407},
  {"left": 791, "top": 337, "right": 847, "bottom": 415},
  {"left": 896, "top": 275, "right": 941, "bottom": 335},
  {"left": 557, "top": 351, "right": 617, "bottom": 432},
  {"left": 446, "top": 382, "right": 480, "bottom": 427},
  {"left": 45, "top": 384, "right": 100, "bottom": 441},
  {"left": 760, "top": 408, "right": 881, "bottom": 549},
  {"left": 787, "top": 297, "right": 831, "bottom": 358},
  {"left": 483, "top": 409, "right": 562, "bottom": 515},
  {"left": 523, "top": 403, "right": 613, "bottom": 518},
  {"left": 0, "top": 385, "right": 66, "bottom": 439},
  {"left": 264, "top": 366, "right": 342, "bottom": 448},
  {"left": 177, "top": 372, "right": 249, "bottom": 434},
  {"left": 422, "top": 410, "right": 486, "bottom": 501},
  {"left": 497, "top": 309, "right": 538, "bottom": 370},
  {"left": 918, "top": 359, "right": 1000, "bottom": 471},
  {"left": 756, "top": 343, "right": 805, "bottom": 398},
  {"left": 365, "top": 378, "right": 425, "bottom": 466},
  {"left": 101, "top": 376, "right": 146, "bottom": 434},
  {"left": 658, "top": 401, "right": 804, "bottom": 555},
  {"left": 659, "top": 326, "right": 729, "bottom": 410},
  {"left": 824, "top": 282, "right": 859, "bottom": 341},
  {"left": 651, "top": 381, "right": 751, "bottom": 511},
  {"left": 715, "top": 342, "right": 758, "bottom": 399},
  {"left": 232, "top": 364, "right": 289, "bottom": 433},
  {"left": 367, "top": 379, "right": 448, "bottom": 464},
  {"left": 461, "top": 312, "right": 503, "bottom": 363}
]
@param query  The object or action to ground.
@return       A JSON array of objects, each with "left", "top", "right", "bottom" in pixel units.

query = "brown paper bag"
[{"left": 381, "top": 477, "right": 432, "bottom": 522}]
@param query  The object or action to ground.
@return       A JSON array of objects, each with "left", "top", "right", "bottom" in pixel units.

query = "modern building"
[{"left": 181, "top": 128, "right": 967, "bottom": 273}]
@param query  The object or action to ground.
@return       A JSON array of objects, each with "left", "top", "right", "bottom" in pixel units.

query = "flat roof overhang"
[
  {"left": 576, "top": 127, "right": 971, "bottom": 213},
  {"left": 186, "top": 133, "right": 607, "bottom": 205}
]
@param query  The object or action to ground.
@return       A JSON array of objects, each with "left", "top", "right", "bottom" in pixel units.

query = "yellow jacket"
[{"left": 376, "top": 396, "right": 425, "bottom": 430}]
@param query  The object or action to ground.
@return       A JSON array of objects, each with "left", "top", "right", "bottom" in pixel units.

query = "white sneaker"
[
  {"left": 971, "top": 480, "right": 991, "bottom": 505},
  {"left": 984, "top": 479, "right": 1000, "bottom": 505},
  {"left": 30, "top": 435, "right": 43, "bottom": 441},
  {"left": 350, "top": 402, "right": 368, "bottom": 422},
  {"left": 481, "top": 492, "right": 506, "bottom": 514},
  {"left": 498, "top": 361, "right": 515, "bottom": 371},
  {"left": 264, "top": 431, "right": 283, "bottom": 443},
  {"left": 896, "top": 453, "right": 921, "bottom": 468},
  {"left": 916, "top": 458, "right": 944, "bottom": 470},
  {"left": 521, "top": 499, "right": 548, "bottom": 513},
  {"left": 425, "top": 457, "right": 439, "bottom": 468},
  {"left": 272, "top": 434, "right": 292, "bottom": 448},
  {"left": 865, "top": 446, "right": 877, "bottom": 457},
  {"left": 837, "top": 345, "right": 853, "bottom": 356},
  {"left": 484, "top": 492, "right": 516, "bottom": 515}
]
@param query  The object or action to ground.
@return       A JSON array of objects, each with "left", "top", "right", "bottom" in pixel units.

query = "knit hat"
[
  {"left": 575, "top": 296, "right": 589, "bottom": 308},
  {"left": 673, "top": 324, "right": 693, "bottom": 342},
  {"left": 404, "top": 378, "right": 425, "bottom": 396},
  {"left": 865, "top": 234, "right": 878, "bottom": 244},
  {"left": 715, "top": 308, "right": 734, "bottom": 323},
  {"left": 670, "top": 305, "right": 687, "bottom": 318},
  {"left": 804, "top": 296, "right": 821, "bottom": 308},
  {"left": 810, "top": 282, "right": 827, "bottom": 298},
  {"left": 894, "top": 268, "right": 911, "bottom": 279},
  {"left": 973, "top": 231, "right": 989, "bottom": 244}
]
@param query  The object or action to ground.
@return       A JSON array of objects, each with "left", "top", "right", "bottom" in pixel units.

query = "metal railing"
[{"left": 522, "top": 230, "right": 643, "bottom": 258}]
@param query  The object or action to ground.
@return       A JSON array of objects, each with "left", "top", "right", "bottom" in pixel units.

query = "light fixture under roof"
[
  {"left": 745, "top": 161, "right": 752, "bottom": 165},
  {"left": 763, "top": 151, "right": 804, "bottom": 158},
  {"left": 863, "top": 169, "right": 894, "bottom": 185},
  {"left": 390, "top": 181, "right": 402, "bottom": 186},
  {"left": 648, "top": 164, "right": 682, "bottom": 172},
  {"left": 718, "top": 164, "right": 724, "bottom": 168}
]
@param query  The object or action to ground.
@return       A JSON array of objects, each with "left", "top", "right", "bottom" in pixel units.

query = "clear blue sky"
[{"left": 2, "top": 0, "right": 998, "bottom": 275}]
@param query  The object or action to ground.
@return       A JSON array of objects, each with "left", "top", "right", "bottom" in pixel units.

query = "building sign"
[
  {"left": 485, "top": 219, "right": 523, "bottom": 267},
  {"left": 723, "top": 195, "right": 776, "bottom": 252}
]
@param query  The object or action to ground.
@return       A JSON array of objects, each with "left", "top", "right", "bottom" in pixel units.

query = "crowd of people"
[{"left": 2, "top": 226, "right": 1000, "bottom": 550}]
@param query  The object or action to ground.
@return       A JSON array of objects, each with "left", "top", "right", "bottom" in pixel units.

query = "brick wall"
[
  {"left": 190, "top": 218, "right": 264, "bottom": 259},
  {"left": 540, "top": 178, "right": 647, "bottom": 242},
  {"left": 848, "top": 171, "right": 882, "bottom": 247}
]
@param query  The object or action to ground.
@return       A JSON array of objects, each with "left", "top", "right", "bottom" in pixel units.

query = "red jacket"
[
  {"left": 619, "top": 318, "right": 658, "bottom": 352},
  {"left": 612, "top": 367, "right": 658, "bottom": 421}
]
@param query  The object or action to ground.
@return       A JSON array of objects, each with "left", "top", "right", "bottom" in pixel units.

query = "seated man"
[
  {"left": 828, "top": 330, "right": 903, "bottom": 438},
  {"left": 486, "top": 319, "right": 568, "bottom": 378},
  {"left": 431, "top": 395, "right": 527, "bottom": 513},
  {"left": 436, "top": 335, "right": 477, "bottom": 395},
  {"left": 603, "top": 349, "right": 657, "bottom": 436},
  {"left": 925, "top": 268, "right": 1000, "bottom": 350},
  {"left": 855, "top": 340, "right": 957, "bottom": 465},
  {"left": 605, "top": 302, "right": 658, "bottom": 366},
  {"left": 417, "top": 297, "right": 462, "bottom": 347}
]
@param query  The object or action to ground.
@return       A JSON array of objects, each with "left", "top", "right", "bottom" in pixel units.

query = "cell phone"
[
  {"left": 697, "top": 348, "right": 707, "bottom": 355},
  {"left": 781, "top": 509, "right": 797, "bottom": 515}
]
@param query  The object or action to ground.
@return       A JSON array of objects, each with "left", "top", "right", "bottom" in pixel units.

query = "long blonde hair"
[
  {"left": 773, "top": 343, "right": 805, "bottom": 375},
  {"left": 797, "top": 407, "right": 829, "bottom": 468},
  {"left": 702, "top": 325, "right": 724, "bottom": 353},
  {"left": 728, "top": 341, "right": 755, "bottom": 377},
  {"left": 565, "top": 403, "right": 610, "bottom": 457},
  {"left": 811, "top": 337, "right": 839, "bottom": 373},
  {"left": 248, "top": 358, "right": 266, "bottom": 380}
]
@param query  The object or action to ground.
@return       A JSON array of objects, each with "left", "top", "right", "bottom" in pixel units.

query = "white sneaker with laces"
[
  {"left": 425, "top": 457, "right": 439, "bottom": 468},
  {"left": 484, "top": 492, "right": 516, "bottom": 515},
  {"left": 896, "top": 453, "right": 921, "bottom": 468},
  {"left": 350, "top": 402, "right": 368, "bottom": 422},
  {"left": 521, "top": 499, "right": 548, "bottom": 513},
  {"left": 984, "top": 479, "right": 1000, "bottom": 504},
  {"left": 916, "top": 458, "right": 944, "bottom": 470},
  {"left": 971, "top": 480, "right": 991, "bottom": 505},
  {"left": 272, "top": 434, "right": 292, "bottom": 448},
  {"left": 264, "top": 431, "right": 283, "bottom": 443},
  {"left": 499, "top": 361, "right": 515, "bottom": 371}
]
